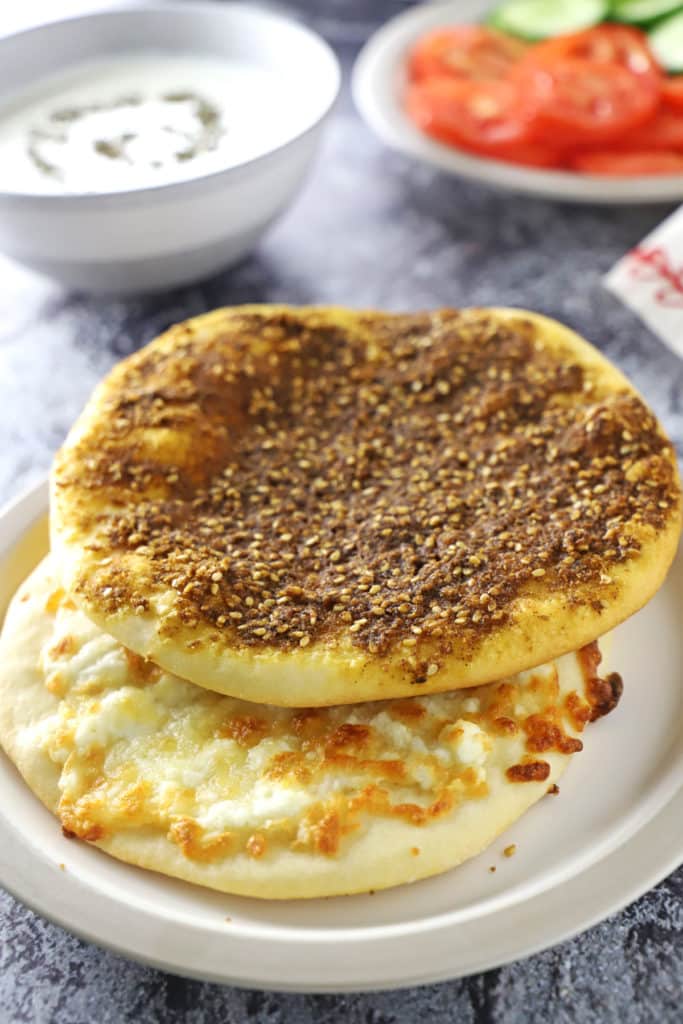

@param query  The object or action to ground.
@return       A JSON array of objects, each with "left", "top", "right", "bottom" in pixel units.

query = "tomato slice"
[
  {"left": 405, "top": 78, "right": 538, "bottom": 156},
  {"left": 662, "top": 77, "right": 683, "bottom": 111},
  {"left": 513, "top": 58, "right": 660, "bottom": 145},
  {"left": 572, "top": 149, "right": 683, "bottom": 175},
  {"left": 408, "top": 26, "right": 528, "bottom": 83},
  {"left": 627, "top": 108, "right": 683, "bottom": 149},
  {"left": 525, "top": 24, "right": 661, "bottom": 83}
]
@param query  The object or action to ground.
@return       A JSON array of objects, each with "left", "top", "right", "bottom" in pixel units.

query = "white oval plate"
[
  {"left": 0, "top": 480, "right": 682, "bottom": 990},
  {"left": 352, "top": 0, "right": 683, "bottom": 204}
]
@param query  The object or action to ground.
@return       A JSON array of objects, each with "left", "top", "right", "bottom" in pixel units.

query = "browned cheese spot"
[
  {"left": 246, "top": 833, "right": 267, "bottom": 859},
  {"left": 48, "top": 635, "right": 76, "bottom": 659},
  {"left": 523, "top": 713, "right": 583, "bottom": 755},
  {"left": 45, "top": 589, "right": 65, "bottom": 614},
  {"left": 506, "top": 760, "right": 551, "bottom": 783},
  {"left": 576, "top": 641, "right": 624, "bottom": 722},
  {"left": 168, "top": 818, "right": 233, "bottom": 862},
  {"left": 216, "top": 715, "right": 268, "bottom": 746},
  {"left": 60, "top": 819, "right": 104, "bottom": 843},
  {"left": 123, "top": 647, "right": 162, "bottom": 684}
]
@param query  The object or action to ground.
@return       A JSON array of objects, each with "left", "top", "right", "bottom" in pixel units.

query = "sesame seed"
[{"left": 71, "top": 308, "right": 678, "bottom": 678}]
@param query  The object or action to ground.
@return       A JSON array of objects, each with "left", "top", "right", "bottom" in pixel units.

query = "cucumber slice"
[
  {"left": 611, "top": 0, "right": 683, "bottom": 25},
  {"left": 649, "top": 10, "right": 683, "bottom": 70},
  {"left": 489, "top": 0, "right": 608, "bottom": 40}
]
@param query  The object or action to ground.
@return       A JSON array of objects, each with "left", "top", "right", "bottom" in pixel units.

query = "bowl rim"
[{"left": 0, "top": 0, "right": 341, "bottom": 206}]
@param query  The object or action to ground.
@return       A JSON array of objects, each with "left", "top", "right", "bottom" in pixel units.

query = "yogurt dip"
[{"left": 0, "top": 53, "right": 300, "bottom": 194}]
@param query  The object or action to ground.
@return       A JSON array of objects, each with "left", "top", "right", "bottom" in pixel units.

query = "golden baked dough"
[
  {"left": 50, "top": 306, "right": 681, "bottom": 705},
  {"left": 0, "top": 557, "right": 621, "bottom": 899}
]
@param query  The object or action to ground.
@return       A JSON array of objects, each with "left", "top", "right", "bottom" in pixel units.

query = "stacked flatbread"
[{"left": 1, "top": 306, "right": 680, "bottom": 898}]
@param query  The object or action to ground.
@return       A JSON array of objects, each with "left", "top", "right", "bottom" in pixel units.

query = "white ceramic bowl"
[
  {"left": 0, "top": 2, "right": 340, "bottom": 292},
  {"left": 353, "top": 0, "right": 683, "bottom": 205}
]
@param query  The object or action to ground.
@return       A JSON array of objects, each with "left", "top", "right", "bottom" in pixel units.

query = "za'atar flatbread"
[{"left": 50, "top": 306, "right": 680, "bottom": 706}]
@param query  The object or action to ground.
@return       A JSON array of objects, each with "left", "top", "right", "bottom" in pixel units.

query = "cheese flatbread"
[{"left": 0, "top": 557, "right": 622, "bottom": 899}]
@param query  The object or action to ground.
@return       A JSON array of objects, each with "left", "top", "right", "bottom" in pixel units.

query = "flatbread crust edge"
[
  {"left": 0, "top": 557, "right": 589, "bottom": 900},
  {"left": 50, "top": 306, "right": 682, "bottom": 706}
]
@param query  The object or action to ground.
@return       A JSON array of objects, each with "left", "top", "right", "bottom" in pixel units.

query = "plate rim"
[
  {"left": 351, "top": 0, "right": 683, "bottom": 205},
  {"left": 1, "top": 752, "right": 681, "bottom": 992},
  {"left": 1, "top": 478, "right": 682, "bottom": 991},
  {"left": 3, "top": 478, "right": 683, "bottom": 939}
]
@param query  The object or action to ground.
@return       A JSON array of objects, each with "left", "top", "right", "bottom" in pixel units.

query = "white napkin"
[{"left": 604, "top": 206, "right": 683, "bottom": 360}]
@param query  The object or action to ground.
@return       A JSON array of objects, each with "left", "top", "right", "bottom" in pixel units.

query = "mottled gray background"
[{"left": 1, "top": 2, "right": 682, "bottom": 1021}]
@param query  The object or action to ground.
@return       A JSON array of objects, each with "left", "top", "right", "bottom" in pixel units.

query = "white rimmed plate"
[
  {"left": 0, "top": 480, "right": 682, "bottom": 991},
  {"left": 352, "top": 0, "right": 683, "bottom": 204}
]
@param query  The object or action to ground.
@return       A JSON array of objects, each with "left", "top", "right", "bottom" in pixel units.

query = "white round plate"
[
  {"left": 352, "top": 0, "right": 683, "bottom": 204},
  {"left": 1, "top": 480, "right": 682, "bottom": 991}
]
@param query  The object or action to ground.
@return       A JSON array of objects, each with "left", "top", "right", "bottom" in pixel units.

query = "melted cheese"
[
  {"left": 197, "top": 782, "right": 312, "bottom": 832},
  {"left": 22, "top": 593, "right": 592, "bottom": 861}
]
